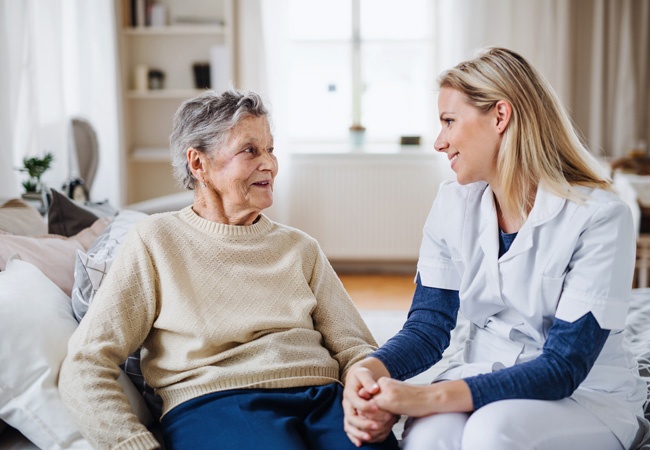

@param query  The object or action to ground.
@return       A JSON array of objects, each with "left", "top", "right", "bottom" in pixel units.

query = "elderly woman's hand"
[{"left": 343, "top": 360, "right": 398, "bottom": 446}]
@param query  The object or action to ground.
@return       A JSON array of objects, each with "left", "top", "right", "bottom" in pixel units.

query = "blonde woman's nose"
[{"left": 434, "top": 132, "right": 448, "bottom": 152}]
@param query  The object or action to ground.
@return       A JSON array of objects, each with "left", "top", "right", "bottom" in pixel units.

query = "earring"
[{"left": 201, "top": 181, "right": 206, "bottom": 188}]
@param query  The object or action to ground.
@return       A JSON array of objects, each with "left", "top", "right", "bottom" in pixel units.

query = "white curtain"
[
  {"left": 237, "top": 0, "right": 293, "bottom": 223},
  {"left": 436, "top": 0, "right": 572, "bottom": 100},
  {"left": 0, "top": 0, "right": 121, "bottom": 205},
  {"left": 437, "top": 0, "right": 650, "bottom": 159},
  {"left": 571, "top": 0, "right": 650, "bottom": 158},
  {"left": 245, "top": 0, "right": 649, "bottom": 165}
]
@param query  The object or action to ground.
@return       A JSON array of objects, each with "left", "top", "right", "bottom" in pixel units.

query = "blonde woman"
[{"left": 343, "top": 48, "right": 648, "bottom": 450}]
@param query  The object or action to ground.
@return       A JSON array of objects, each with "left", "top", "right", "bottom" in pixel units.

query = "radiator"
[{"left": 286, "top": 152, "right": 454, "bottom": 262}]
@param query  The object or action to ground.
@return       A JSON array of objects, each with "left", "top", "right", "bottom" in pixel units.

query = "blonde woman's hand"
[{"left": 372, "top": 378, "right": 474, "bottom": 417}]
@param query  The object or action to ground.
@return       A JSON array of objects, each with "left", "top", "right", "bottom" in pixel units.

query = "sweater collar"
[{"left": 179, "top": 206, "right": 274, "bottom": 236}]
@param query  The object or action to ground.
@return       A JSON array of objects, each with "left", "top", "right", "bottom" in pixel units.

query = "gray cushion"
[{"left": 47, "top": 189, "right": 117, "bottom": 237}]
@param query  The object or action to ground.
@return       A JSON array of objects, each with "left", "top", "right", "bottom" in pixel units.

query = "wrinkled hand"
[{"left": 343, "top": 366, "right": 399, "bottom": 446}]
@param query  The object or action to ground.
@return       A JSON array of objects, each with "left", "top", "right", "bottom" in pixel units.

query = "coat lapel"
[{"left": 498, "top": 185, "right": 566, "bottom": 262}]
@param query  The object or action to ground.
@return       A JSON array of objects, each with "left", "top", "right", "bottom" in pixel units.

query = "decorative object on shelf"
[
  {"left": 400, "top": 136, "right": 421, "bottom": 146},
  {"left": 349, "top": 124, "right": 366, "bottom": 148},
  {"left": 192, "top": 62, "right": 211, "bottom": 89},
  {"left": 148, "top": 69, "right": 165, "bottom": 90},
  {"left": 134, "top": 64, "right": 149, "bottom": 91},
  {"left": 16, "top": 152, "right": 54, "bottom": 215},
  {"left": 18, "top": 152, "right": 54, "bottom": 194},
  {"left": 210, "top": 45, "right": 230, "bottom": 92},
  {"left": 62, "top": 177, "right": 89, "bottom": 203},
  {"left": 149, "top": 3, "right": 167, "bottom": 27}
]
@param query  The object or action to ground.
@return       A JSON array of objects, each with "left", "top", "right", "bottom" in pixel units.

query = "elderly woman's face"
[{"left": 203, "top": 115, "right": 277, "bottom": 223}]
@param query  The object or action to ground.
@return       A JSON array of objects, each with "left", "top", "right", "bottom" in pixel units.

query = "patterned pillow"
[{"left": 72, "top": 210, "right": 147, "bottom": 320}]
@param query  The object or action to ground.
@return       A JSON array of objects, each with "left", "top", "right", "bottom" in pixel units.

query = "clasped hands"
[
  {"left": 342, "top": 359, "right": 474, "bottom": 447},
  {"left": 342, "top": 362, "right": 427, "bottom": 446}
]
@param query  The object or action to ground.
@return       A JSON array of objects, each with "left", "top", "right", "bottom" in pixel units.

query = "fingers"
[
  {"left": 343, "top": 364, "right": 397, "bottom": 445},
  {"left": 354, "top": 367, "right": 381, "bottom": 396},
  {"left": 343, "top": 408, "right": 398, "bottom": 444},
  {"left": 343, "top": 370, "right": 380, "bottom": 414},
  {"left": 343, "top": 398, "right": 376, "bottom": 444},
  {"left": 344, "top": 407, "right": 394, "bottom": 444}
]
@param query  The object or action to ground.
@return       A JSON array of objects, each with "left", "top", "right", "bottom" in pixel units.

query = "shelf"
[
  {"left": 124, "top": 25, "right": 226, "bottom": 36},
  {"left": 126, "top": 89, "right": 205, "bottom": 99},
  {"left": 117, "top": 0, "right": 235, "bottom": 205},
  {"left": 131, "top": 147, "right": 172, "bottom": 162}
]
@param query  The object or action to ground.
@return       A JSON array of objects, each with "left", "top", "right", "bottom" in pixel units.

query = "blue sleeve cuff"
[{"left": 465, "top": 312, "right": 609, "bottom": 409}]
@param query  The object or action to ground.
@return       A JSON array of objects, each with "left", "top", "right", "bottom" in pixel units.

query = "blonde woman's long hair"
[{"left": 438, "top": 47, "right": 611, "bottom": 220}]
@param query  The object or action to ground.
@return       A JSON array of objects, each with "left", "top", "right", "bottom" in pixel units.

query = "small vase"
[{"left": 349, "top": 125, "right": 366, "bottom": 149}]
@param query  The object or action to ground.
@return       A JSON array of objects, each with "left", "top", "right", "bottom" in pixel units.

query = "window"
[{"left": 285, "top": 0, "right": 437, "bottom": 145}]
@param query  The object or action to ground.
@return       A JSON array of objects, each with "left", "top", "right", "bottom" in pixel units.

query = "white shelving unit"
[{"left": 115, "top": 0, "right": 236, "bottom": 204}]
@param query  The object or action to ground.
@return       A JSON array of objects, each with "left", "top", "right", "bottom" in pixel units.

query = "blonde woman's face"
[{"left": 434, "top": 87, "right": 502, "bottom": 186}]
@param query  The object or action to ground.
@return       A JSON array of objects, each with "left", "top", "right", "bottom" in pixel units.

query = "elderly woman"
[{"left": 59, "top": 90, "right": 399, "bottom": 450}]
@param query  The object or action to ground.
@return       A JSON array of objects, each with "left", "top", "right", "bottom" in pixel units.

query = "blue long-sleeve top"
[{"left": 371, "top": 230, "right": 611, "bottom": 409}]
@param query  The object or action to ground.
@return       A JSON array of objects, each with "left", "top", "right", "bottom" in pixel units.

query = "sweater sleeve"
[
  {"left": 308, "top": 245, "right": 379, "bottom": 381},
  {"left": 465, "top": 312, "right": 610, "bottom": 409},
  {"left": 59, "top": 227, "right": 160, "bottom": 450},
  {"left": 371, "top": 276, "right": 459, "bottom": 380}
]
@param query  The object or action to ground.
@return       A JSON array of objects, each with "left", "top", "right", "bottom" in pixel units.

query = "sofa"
[
  {"left": 0, "top": 192, "right": 161, "bottom": 449},
  {"left": 1, "top": 191, "right": 650, "bottom": 449}
]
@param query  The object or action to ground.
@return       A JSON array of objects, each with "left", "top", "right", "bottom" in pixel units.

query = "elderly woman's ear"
[{"left": 187, "top": 147, "right": 205, "bottom": 183}]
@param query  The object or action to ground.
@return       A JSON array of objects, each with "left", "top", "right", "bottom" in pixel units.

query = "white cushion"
[
  {"left": 0, "top": 257, "right": 152, "bottom": 450},
  {"left": 0, "top": 257, "right": 92, "bottom": 449}
]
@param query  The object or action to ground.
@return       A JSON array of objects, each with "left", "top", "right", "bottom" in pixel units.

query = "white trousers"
[{"left": 402, "top": 398, "right": 624, "bottom": 450}]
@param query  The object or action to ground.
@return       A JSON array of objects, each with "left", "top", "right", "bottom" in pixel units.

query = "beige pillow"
[
  {"left": 0, "top": 198, "right": 47, "bottom": 236},
  {"left": 0, "top": 217, "right": 111, "bottom": 296}
]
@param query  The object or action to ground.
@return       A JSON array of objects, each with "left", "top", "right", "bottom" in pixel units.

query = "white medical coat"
[{"left": 417, "top": 180, "right": 647, "bottom": 448}]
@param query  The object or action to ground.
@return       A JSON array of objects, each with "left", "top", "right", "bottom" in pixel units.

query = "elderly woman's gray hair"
[{"left": 169, "top": 89, "right": 268, "bottom": 190}]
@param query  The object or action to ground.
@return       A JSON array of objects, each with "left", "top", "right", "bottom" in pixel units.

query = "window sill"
[{"left": 286, "top": 142, "right": 433, "bottom": 155}]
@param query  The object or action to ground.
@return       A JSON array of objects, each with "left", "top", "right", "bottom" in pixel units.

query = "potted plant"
[{"left": 19, "top": 152, "right": 54, "bottom": 194}]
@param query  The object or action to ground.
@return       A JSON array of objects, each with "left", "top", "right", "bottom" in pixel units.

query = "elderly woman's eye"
[{"left": 244, "top": 147, "right": 256, "bottom": 154}]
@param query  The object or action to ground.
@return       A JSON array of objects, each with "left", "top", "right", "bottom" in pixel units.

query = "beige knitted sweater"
[{"left": 60, "top": 207, "right": 377, "bottom": 450}]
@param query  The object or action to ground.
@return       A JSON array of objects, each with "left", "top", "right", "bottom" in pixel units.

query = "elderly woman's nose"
[{"left": 259, "top": 149, "right": 277, "bottom": 169}]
